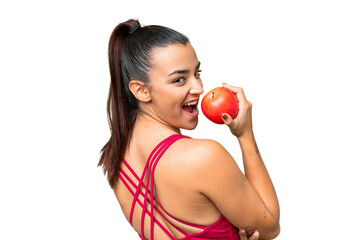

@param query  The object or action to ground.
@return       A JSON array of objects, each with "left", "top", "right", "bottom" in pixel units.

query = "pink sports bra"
[{"left": 119, "top": 134, "right": 239, "bottom": 240}]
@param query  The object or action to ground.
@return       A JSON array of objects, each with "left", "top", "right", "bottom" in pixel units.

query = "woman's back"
[{"left": 113, "top": 129, "right": 239, "bottom": 239}]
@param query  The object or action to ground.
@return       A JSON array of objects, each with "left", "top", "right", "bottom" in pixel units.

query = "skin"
[{"left": 113, "top": 43, "right": 279, "bottom": 239}]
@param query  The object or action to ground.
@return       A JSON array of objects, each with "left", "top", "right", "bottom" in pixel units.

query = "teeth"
[{"left": 184, "top": 100, "right": 198, "bottom": 106}]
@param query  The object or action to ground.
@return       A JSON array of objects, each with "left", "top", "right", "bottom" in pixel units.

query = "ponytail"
[
  {"left": 98, "top": 19, "right": 140, "bottom": 188},
  {"left": 99, "top": 19, "right": 189, "bottom": 188}
]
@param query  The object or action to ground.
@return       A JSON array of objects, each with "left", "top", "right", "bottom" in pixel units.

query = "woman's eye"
[
  {"left": 174, "top": 77, "right": 185, "bottom": 83},
  {"left": 195, "top": 70, "right": 202, "bottom": 77}
]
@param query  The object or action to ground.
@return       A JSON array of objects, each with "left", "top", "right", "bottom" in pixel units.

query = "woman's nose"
[{"left": 189, "top": 79, "right": 204, "bottom": 95}]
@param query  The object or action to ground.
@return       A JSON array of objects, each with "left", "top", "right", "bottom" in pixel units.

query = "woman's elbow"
[
  {"left": 263, "top": 210, "right": 280, "bottom": 239},
  {"left": 261, "top": 222, "right": 280, "bottom": 240}
]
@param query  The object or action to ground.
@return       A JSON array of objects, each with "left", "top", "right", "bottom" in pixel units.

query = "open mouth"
[{"left": 182, "top": 100, "right": 198, "bottom": 115}]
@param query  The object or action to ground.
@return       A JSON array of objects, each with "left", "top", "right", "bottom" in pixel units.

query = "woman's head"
[
  {"left": 113, "top": 19, "right": 190, "bottom": 110},
  {"left": 140, "top": 42, "right": 203, "bottom": 130},
  {"left": 100, "top": 19, "right": 200, "bottom": 188}
]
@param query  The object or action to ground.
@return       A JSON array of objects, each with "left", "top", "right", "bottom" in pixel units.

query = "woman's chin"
[{"left": 181, "top": 119, "right": 199, "bottom": 130}]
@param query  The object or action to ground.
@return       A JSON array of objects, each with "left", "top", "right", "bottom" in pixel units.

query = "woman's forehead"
[{"left": 149, "top": 43, "right": 199, "bottom": 75}]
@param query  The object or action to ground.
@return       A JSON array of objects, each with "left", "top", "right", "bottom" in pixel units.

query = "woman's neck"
[
  {"left": 126, "top": 112, "right": 181, "bottom": 159},
  {"left": 134, "top": 111, "right": 181, "bottom": 137}
]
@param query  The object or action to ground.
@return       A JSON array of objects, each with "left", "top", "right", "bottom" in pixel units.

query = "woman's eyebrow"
[
  {"left": 196, "top": 61, "right": 201, "bottom": 69},
  {"left": 168, "top": 69, "right": 189, "bottom": 76},
  {"left": 167, "top": 62, "right": 201, "bottom": 77}
]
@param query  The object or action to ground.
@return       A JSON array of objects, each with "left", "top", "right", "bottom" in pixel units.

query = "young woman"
[{"left": 99, "top": 19, "right": 280, "bottom": 240}]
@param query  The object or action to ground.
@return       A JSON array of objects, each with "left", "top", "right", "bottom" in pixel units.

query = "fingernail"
[{"left": 222, "top": 114, "right": 228, "bottom": 120}]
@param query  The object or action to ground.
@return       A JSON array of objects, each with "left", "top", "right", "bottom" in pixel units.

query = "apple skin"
[{"left": 201, "top": 87, "right": 239, "bottom": 124}]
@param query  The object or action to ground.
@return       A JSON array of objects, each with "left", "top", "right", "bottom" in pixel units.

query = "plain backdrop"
[{"left": 1, "top": 0, "right": 359, "bottom": 239}]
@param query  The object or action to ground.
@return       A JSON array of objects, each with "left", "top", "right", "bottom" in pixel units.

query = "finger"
[
  {"left": 222, "top": 83, "right": 243, "bottom": 95},
  {"left": 235, "top": 87, "right": 247, "bottom": 105},
  {"left": 222, "top": 83, "right": 242, "bottom": 93},
  {"left": 249, "top": 230, "right": 260, "bottom": 240},
  {"left": 221, "top": 113, "right": 233, "bottom": 126},
  {"left": 238, "top": 229, "right": 248, "bottom": 240},
  {"left": 222, "top": 83, "right": 247, "bottom": 104}
]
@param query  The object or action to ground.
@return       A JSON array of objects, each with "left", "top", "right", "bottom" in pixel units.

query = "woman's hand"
[
  {"left": 239, "top": 229, "right": 260, "bottom": 240},
  {"left": 221, "top": 83, "right": 253, "bottom": 138}
]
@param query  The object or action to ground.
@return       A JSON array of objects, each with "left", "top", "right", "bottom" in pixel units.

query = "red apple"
[{"left": 201, "top": 87, "right": 239, "bottom": 124}]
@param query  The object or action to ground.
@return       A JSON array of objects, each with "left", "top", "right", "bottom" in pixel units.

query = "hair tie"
[{"left": 129, "top": 25, "right": 139, "bottom": 34}]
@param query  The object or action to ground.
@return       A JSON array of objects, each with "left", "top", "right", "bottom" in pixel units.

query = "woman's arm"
[
  {"left": 223, "top": 83, "right": 280, "bottom": 237},
  {"left": 192, "top": 84, "right": 280, "bottom": 239}
]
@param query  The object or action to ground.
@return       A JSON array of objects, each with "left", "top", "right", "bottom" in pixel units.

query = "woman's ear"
[{"left": 128, "top": 80, "right": 151, "bottom": 102}]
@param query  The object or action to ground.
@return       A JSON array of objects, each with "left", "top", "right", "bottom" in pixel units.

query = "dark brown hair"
[{"left": 98, "top": 19, "right": 189, "bottom": 188}]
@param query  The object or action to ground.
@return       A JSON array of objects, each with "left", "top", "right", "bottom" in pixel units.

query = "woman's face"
[{"left": 147, "top": 43, "right": 203, "bottom": 130}]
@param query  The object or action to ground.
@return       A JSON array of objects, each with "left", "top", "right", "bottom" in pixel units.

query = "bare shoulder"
[
  {"left": 165, "top": 137, "right": 236, "bottom": 176},
  {"left": 179, "top": 137, "right": 223, "bottom": 151},
  {"left": 156, "top": 137, "right": 238, "bottom": 199},
  {"left": 174, "top": 137, "right": 226, "bottom": 157}
]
